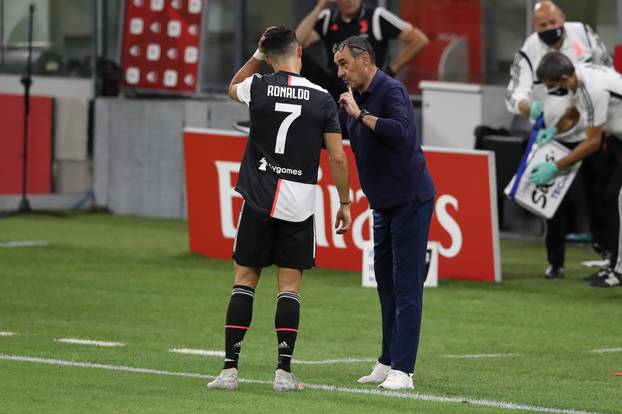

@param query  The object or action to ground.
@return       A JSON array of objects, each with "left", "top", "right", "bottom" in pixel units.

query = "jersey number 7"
[{"left": 274, "top": 102, "right": 301, "bottom": 154}]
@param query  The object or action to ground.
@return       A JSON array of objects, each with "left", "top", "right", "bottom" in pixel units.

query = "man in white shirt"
[
  {"left": 506, "top": 1, "right": 611, "bottom": 119},
  {"left": 530, "top": 52, "right": 622, "bottom": 287},
  {"left": 506, "top": 1, "right": 613, "bottom": 278}
]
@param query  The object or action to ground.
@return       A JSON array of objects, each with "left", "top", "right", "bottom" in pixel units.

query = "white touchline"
[
  {"left": 0, "top": 240, "right": 48, "bottom": 248},
  {"left": 443, "top": 353, "right": 519, "bottom": 359},
  {"left": 55, "top": 338, "right": 125, "bottom": 347},
  {"left": 168, "top": 349, "right": 375, "bottom": 365},
  {"left": 589, "top": 348, "right": 622, "bottom": 353},
  {"left": 170, "top": 349, "right": 225, "bottom": 357},
  {"left": 0, "top": 332, "right": 17, "bottom": 337},
  {"left": 0, "top": 354, "right": 606, "bottom": 414},
  {"left": 293, "top": 358, "right": 376, "bottom": 365}
]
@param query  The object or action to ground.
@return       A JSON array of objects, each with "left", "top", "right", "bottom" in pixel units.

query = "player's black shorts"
[{"left": 233, "top": 203, "right": 315, "bottom": 270}]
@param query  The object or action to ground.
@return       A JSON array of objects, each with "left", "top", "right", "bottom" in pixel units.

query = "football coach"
[{"left": 333, "top": 35, "right": 436, "bottom": 390}]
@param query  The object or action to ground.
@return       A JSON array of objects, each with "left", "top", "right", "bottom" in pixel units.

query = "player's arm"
[
  {"left": 387, "top": 24, "right": 429, "bottom": 75},
  {"left": 324, "top": 132, "right": 351, "bottom": 234},
  {"left": 295, "top": 0, "right": 332, "bottom": 47},
  {"left": 228, "top": 55, "right": 264, "bottom": 102},
  {"left": 229, "top": 27, "right": 279, "bottom": 102},
  {"left": 556, "top": 125, "right": 602, "bottom": 170}
]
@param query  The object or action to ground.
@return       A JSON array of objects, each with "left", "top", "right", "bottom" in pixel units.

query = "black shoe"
[
  {"left": 233, "top": 120, "right": 250, "bottom": 134},
  {"left": 583, "top": 268, "right": 609, "bottom": 282},
  {"left": 544, "top": 265, "right": 565, "bottom": 279},
  {"left": 590, "top": 270, "right": 621, "bottom": 287},
  {"left": 591, "top": 243, "right": 608, "bottom": 257}
]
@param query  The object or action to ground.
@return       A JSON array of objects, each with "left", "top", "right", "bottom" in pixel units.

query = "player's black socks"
[
  {"left": 274, "top": 291, "right": 300, "bottom": 372},
  {"left": 223, "top": 285, "right": 255, "bottom": 370}
]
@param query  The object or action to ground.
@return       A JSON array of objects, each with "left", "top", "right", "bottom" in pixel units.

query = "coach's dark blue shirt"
[{"left": 339, "top": 69, "right": 436, "bottom": 209}]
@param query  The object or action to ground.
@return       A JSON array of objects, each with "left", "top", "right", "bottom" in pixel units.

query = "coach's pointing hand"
[{"left": 339, "top": 86, "right": 361, "bottom": 119}]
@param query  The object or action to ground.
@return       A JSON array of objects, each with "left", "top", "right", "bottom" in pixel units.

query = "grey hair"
[
  {"left": 536, "top": 51, "right": 575, "bottom": 82},
  {"left": 334, "top": 36, "right": 376, "bottom": 63}
]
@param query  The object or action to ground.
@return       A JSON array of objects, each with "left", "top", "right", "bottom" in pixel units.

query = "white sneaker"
[
  {"left": 357, "top": 361, "right": 391, "bottom": 384},
  {"left": 273, "top": 369, "right": 304, "bottom": 391},
  {"left": 207, "top": 368, "right": 238, "bottom": 390},
  {"left": 378, "top": 369, "right": 414, "bottom": 390}
]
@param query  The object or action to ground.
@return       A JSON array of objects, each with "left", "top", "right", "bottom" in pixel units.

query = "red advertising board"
[
  {"left": 183, "top": 128, "right": 501, "bottom": 282},
  {"left": 0, "top": 94, "right": 53, "bottom": 195},
  {"left": 120, "top": 0, "right": 204, "bottom": 93},
  {"left": 400, "top": 0, "right": 482, "bottom": 92}
]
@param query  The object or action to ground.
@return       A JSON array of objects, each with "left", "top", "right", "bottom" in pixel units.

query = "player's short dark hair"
[
  {"left": 261, "top": 26, "right": 298, "bottom": 60},
  {"left": 332, "top": 36, "right": 376, "bottom": 64},
  {"left": 536, "top": 51, "right": 576, "bottom": 82}
]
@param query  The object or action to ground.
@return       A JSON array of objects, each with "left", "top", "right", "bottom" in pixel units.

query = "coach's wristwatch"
[{"left": 357, "top": 109, "right": 370, "bottom": 123}]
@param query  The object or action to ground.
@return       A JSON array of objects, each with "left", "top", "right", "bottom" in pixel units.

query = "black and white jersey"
[
  {"left": 234, "top": 71, "right": 341, "bottom": 222},
  {"left": 314, "top": 6, "right": 408, "bottom": 70}
]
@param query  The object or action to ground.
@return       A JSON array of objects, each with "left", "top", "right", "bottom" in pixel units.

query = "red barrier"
[
  {"left": 0, "top": 94, "right": 53, "bottom": 195},
  {"left": 614, "top": 45, "right": 622, "bottom": 74},
  {"left": 120, "top": 0, "right": 204, "bottom": 93},
  {"left": 183, "top": 128, "right": 500, "bottom": 282}
]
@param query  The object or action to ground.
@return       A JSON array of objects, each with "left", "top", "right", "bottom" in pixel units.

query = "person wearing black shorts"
[{"left": 208, "top": 26, "right": 352, "bottom": 392}]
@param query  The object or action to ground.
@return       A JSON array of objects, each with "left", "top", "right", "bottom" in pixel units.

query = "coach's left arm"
[{"left": 367, "top": 86, "right": 410, "bottom": 143}]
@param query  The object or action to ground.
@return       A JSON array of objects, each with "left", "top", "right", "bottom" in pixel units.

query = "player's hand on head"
[{"left": 259, "top": 26, "right": 278, "bottom": 52}]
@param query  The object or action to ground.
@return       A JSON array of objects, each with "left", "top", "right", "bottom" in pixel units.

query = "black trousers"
[
  {"left": 602, "top": 135, "right": 622, "bottom": 266},
  {"left": 545, "top": 142, "right": 609, "bottom": 267}
]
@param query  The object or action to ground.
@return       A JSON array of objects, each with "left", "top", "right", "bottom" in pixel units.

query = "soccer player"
[
  {"left": 207, "top": 26, "right": 352, "bottom": 391},
  {"left": 530, "top": 52, "right": 622, "bottom": 287}
]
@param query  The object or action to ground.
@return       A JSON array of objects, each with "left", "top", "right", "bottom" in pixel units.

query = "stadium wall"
[{"left": 93, "top": 97, "right": 247, "bottom": 218}]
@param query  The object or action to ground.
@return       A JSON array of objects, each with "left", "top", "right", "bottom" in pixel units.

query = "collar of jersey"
[
  {"left": 355, "top": 68, "right": 386, "bottom": 99},
  {"left": 335, "top": 6, "right": 366, "bottom": 24},
  {"left": 277, "top": 70, "right": 302, "bottom": 77}
]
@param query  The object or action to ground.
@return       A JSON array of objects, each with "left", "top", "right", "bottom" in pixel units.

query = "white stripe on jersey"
[
  {"left": 372, "top": 7, "right": 408, "bottom": 42},
  {"left": 270, "top": 179, "right": 316, "bottom": 222},
  {"left": 288, "top": 76, "right": 330, "bottom": 95},
  {"left": 318, "top": 8, "right": 331, "bottom": 36},
  {"left": 232, "top": 201, "right": 245, "bottom": 253}
]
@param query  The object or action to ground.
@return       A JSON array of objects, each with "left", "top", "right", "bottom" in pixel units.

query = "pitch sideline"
[{"left": 0, "top": 353, "right": 605, "bottom": 414}]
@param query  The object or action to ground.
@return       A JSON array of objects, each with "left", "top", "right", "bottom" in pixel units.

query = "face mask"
[
  {"left": 538, "top": 26, "right": 564, "bottom": 46},
  {"left": 547, "top": 85, "right": 568, "bottom": 96}
]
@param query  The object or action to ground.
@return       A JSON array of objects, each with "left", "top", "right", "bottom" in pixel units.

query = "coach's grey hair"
[
  {"left": 333, "top": 36, "right": 376, "bottom": 64},
  {"left": 536, "top": 51, "right": 576, "bottom": 82}
]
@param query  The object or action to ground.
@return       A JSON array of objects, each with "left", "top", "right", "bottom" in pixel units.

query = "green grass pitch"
[{"left": 0, "top": 213, "right": 620, "bottom": 413}]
